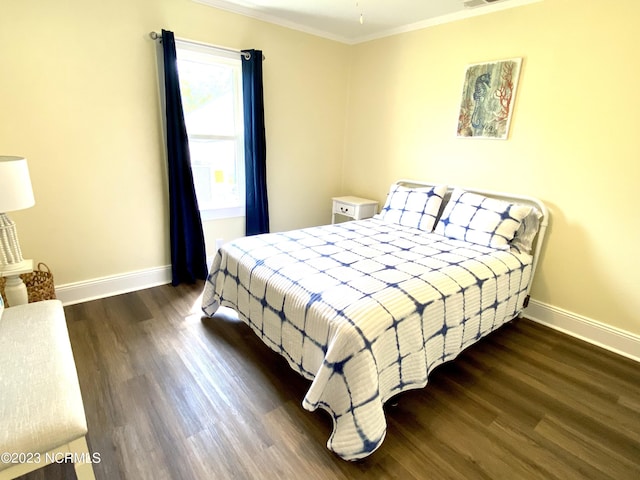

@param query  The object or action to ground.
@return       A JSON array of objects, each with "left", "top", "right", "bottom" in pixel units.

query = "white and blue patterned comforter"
[{"left": 201, "top": 218, "right": 533, "bottom": 460}]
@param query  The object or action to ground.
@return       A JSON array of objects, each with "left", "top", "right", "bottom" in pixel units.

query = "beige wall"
[
  {"left": 0, "top": 0, "right": 350, "bottom": 284},
  {"left": 343, "top": 0, "right": 640, "bottom": 335},
  {"left": 2, "top": 0, "right": 639, "bottom": 338}
]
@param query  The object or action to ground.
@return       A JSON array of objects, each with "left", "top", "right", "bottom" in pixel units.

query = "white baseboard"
[
  {"left": 53, "top": 267, "right": 639, "bottom": 363},
  {"left": 55, "top": 266, "right": 172, "bottom": 306},
  {"left": 524, "top": 299, "right": 640, "bottom": 363}
]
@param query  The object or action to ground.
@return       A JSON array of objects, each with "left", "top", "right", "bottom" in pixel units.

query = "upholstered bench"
[{"left": 0, "top": 300, "right": 96, "bottom": 480}]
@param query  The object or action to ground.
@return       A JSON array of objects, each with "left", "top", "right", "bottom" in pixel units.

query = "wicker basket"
[{"left": 0, "top": 262, "right": 56, "bottom": 305}]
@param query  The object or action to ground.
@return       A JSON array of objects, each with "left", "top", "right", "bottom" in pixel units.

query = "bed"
[{"left": 201, "top": 180, "right": 549, "bottom": 461}]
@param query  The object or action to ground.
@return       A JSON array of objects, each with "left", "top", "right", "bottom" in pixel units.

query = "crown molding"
[
  {"left": 191, "top": 0, "right": 543, "bottom": 45},
  {"left": 191, "top": 0, "right": 354, "bottom": 44},
  {"left": 350, "top": 0, "right": 543, "bottom": 44}
]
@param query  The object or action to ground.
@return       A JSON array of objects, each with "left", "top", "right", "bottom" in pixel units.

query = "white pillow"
[
  {"left": 0, "top": 294, "right": 4, "bottom": 320},
  {"left": 435, "top": 189, "right": 532, "bottom": 250},
  {"left": 511, "top": 207, "right": 542, "bottom": 255},
  {"left": 376, "top": 184, "right": 447, "bottom": 232}
]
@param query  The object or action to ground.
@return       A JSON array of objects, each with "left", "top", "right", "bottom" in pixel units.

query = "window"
[{"left": 175, "top": 40, "right": 245, "bottom": 220}]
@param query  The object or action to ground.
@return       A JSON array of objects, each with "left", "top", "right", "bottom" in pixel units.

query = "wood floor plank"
[
  {"left": 12, "top": 284, "right": 640, "bottom": 479},
  {"left": 534, "top": 414, "right": 639, "bottom": 480}
]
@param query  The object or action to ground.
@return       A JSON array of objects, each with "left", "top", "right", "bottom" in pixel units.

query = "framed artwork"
[{"left": 456, "top": 58, "right": 522, "bottom": 140}]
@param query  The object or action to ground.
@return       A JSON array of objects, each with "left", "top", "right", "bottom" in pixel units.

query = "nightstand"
[{"left": 332, "top": 196, "right": 379, "bottom": 224}]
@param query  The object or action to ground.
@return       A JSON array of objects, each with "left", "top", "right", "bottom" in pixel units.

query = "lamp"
[{"left": 0, "top": 156, "right": 35, "bottom": 306}]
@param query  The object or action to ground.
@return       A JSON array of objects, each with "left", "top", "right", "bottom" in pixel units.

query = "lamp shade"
[{"left": 0, "top": 156, "right": 35, "bottom": 212}]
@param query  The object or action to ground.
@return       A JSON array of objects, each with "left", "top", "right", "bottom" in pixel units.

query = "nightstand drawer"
[
  {"left": 333, "top": 201, "right": 355, "bottom": 217},
  {"left": 331, "top": 196, "right": 379, "bottom": 224}
]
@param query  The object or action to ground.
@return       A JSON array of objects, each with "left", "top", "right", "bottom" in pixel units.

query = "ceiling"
[{"left": 193, "top": 0, "right": 542, "bottom": 44}]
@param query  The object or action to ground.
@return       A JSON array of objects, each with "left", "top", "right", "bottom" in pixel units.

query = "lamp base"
[
  {"left": 4, "top": 275, "right": 29, "bottom": 306},
  {"left": 0, "top": 259, "right": 33, "bottom": 307},
  {"left": 0, "top": 258, "right": 33, "bottom": 274}
]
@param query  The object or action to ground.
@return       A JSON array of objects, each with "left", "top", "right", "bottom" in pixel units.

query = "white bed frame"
[{"left": 396, "top": 180, "right": 549, "bottom": 303}]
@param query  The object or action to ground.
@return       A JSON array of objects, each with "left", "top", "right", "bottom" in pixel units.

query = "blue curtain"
[
  {"left": 161, "top": 29, "right": 208, "bottom": 285},
  {"left": 241, "top": 49, "right": 270, "bottom": 236}
]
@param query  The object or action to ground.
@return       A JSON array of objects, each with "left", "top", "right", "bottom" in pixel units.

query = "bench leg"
[{"left": 70, "top": 437, "right": 96, "bottom": 480}]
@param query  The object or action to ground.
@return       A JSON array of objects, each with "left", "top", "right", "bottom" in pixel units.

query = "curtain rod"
[{"left": 149, "top": 31, "right": 264, "bottom": 61}]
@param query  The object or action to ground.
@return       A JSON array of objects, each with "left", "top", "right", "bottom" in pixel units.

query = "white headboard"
[{"left": 396, "top": 179, "right": 549, "bottom": 303}]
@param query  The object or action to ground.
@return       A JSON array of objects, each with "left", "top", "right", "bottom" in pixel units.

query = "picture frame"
[{"left": 456, "top": 58, "right": 522, "bottom": 140}]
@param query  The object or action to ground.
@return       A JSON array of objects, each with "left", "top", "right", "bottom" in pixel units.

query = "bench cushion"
[{"left": 0, "top": 300, "right": 88, "bottom": 471}]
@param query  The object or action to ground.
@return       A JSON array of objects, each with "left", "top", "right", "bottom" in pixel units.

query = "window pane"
[
  {"left": 189, "top": 138, "right": 241, "bottom": 209},
  {"left": 178, "top": 59, "right": 236, "bottom": 137}
]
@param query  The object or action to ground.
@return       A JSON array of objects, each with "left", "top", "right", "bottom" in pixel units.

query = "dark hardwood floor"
[{"left": 16, "top": 282, "right": 640, "bottom": 479}]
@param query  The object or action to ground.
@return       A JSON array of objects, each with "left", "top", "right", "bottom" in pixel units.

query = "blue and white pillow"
[
  {"left": 435, "top": 189, "right": 532, "bottom": 250},
  {"left": 376, "top": 184, "right": 447, "bottom": 232},
  {"left": 0, "top": 294, "right": 4, "bottom": 320}
]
